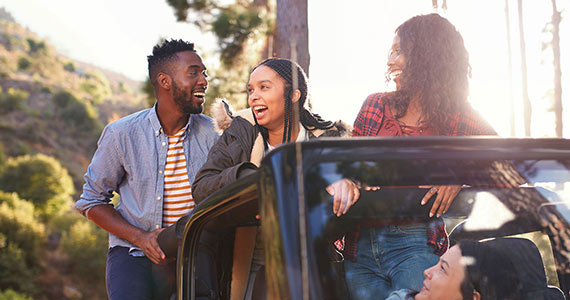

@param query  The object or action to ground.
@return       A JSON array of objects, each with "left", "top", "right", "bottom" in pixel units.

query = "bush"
[
  {"left": 16, "top": 57, "right": 30, "bottom": 71},
  {"left": 0, "top": 88, "right": 28, "bottom": 112},
  {"left": 59, "top": 219, "right": 107, "bottom": 282},
  {"left": 52, "top": 91, "right": 102, "bottom": 134},
  {"left": 0, "top": 154, "right": 74, "bottom": 218},
  {"left": 63, "top": 62, "right": 75, "bottom": 73},
  {"left": 0, "top": 192, "right": 45, "bottom": 267},
  {"left": 0, "top": 243, "right": 37, "bottom": 296},
  {"left": 0, "top": 289, "right": 33, "bottom": 300}
]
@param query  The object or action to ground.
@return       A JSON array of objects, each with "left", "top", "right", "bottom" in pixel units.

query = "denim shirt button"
[
  {"left": 162, "top": 141, "right": 166, "bottom": 146},
  {"left": 159, "top": 170, "right": 163, "bottom": 174},
  {"left": 156, "top": 196, "right": 161, "bottom": 201}
]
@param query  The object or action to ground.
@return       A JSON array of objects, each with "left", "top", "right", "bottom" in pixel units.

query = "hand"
[
  {"left": 326, "top": 179, "right": 361, "bottom": 217},
  {"left": 134, "top": 228, "right": 167, "bottom": 265},
  {"left": 419, "top": 185, "right": 462, "bottom": 218}
]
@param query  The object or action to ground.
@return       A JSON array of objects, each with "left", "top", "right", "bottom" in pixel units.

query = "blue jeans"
[
  {"left": 106, "top": 246, "right": 176, "bottom": 300},
  {"left": 344, "top": 225, "right": 438, "bottom": 300}
]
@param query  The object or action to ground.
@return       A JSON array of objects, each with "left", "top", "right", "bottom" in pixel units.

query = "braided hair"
[{"left": 252, "top": 58, "right": 333, "bottom": 146}]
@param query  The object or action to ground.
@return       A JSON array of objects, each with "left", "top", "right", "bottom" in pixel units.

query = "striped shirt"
[{"left": 162, "top": 128, "right": 194, "bottom": 227}]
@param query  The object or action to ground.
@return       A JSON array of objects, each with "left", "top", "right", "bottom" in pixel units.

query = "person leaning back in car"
[
  {"left": 386, "top": 239, "right": 523, "bottom": 300},
  {"left": 335, "top": 14, "right": 498, "bottom": 300},
  {"left": 75, "top": 39, "right": 218, "bottom": 300},
  {"left": 191, "top": 57, "right": 352, "bottom": 299}
]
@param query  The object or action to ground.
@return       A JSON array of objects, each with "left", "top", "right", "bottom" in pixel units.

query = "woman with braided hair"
[
  {"left": 192, "top": 57, "right": 352, "bottom": 299},
  {"left": 192, "top": 58, "right": 353, "bottom": 209}
]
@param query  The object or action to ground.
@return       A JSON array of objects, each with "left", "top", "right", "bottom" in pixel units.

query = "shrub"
[
  {"left": 0, "top": 289, "right": 33, "bottom": 300},
  {"left": 0, "top": 154, "right": 74, "bottom": 218},
  {"left": 63, "top": 62, "right": 75, "bottom": 73},
  {"left": 52, "top": 91, "right": 103, "bottom": 134},
  {"left": 16, "top": 57, "right": 30, "bottom": 71},
  {"left": 0, "top": 88, "right": 28, "bottom": 112},
  {"left": 0, "top": 192, "right": 45, "bottom": 265},
  {"left": 59, "top": 219, "right": 107, "bottom": 282}
]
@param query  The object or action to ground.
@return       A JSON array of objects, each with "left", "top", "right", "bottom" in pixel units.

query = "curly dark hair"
[
  {"left": 384, "top": 14, "right": 470, "bottom": 134},
  {"left": 253, "top": 58, "right": 333, "bottom": 145},
  {"left": 147, "top": 39, "right": 196, "bottom": 86}
]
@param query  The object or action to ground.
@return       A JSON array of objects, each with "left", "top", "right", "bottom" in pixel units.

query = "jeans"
[
  {"left": 344, "top": 225, "right": 438, "bottom": 300},
  {"left": 106, "top": 246, "right": 176, "bottom": 300}
]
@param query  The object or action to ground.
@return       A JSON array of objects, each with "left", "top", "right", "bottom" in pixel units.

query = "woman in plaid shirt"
[{"left": 337, "top": 14, "right": 496, "bottom": 299}]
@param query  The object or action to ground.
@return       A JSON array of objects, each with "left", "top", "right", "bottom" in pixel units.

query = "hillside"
[{"left": 0, "top": 12, "right": 146, "bottom": 192}]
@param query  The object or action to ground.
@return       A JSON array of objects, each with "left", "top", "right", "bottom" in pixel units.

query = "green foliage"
[
  {"left": 63, "top": 61, "right": 76, "bottom": 73},
  {"left": 0, "top": 154, "right": 74, "bottom": 218},
  {"left": 79, "top": 71, "right": 111, "bottom": 104},
  {"left": 0, "top": 142, "right": 5, "bottom": 167},
  {"left": 16, "top": 57, "right": 30, "bottom": 71},
  {"left": 142, "top": 77, "right": 156, "bottom": 107},
  {"left": 0, "top": 243, "right": 37, "bottom": 296},
  {"left": 59, "top": 219, "right": 108, "bottom": 282},
  {"left": 212, "top": 4, "right": 264, "bottom": 66},
  {"left": 52, "top": 90, "right": 103, "bottom": 134},
  {"left": 0, "top": 88, "right": 28, "bottom": 113},
  {"left": 0, "top": 191, "right": 45, "bottom": 263},
  {"left": 0, "top": 289, "right": 33, "bottom": 300},
  {"left": 26, "top": 38, "right": 46, "bottom": 55}
]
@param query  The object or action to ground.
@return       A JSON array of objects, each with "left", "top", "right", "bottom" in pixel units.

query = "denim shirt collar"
[{"left": 148, "top": 102, "right": 194, "bottom": 137}]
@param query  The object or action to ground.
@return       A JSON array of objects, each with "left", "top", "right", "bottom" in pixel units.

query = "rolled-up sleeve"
[{"left": 76, "top": 124, "right": 125, "bottom": 216}]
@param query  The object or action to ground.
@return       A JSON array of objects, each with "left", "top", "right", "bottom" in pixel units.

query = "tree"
[
  {"left": 517, "top": 0, "right": 532, "bottom": 136},
  {"left": 0, "top": 154, "right": 74, "bottom": 218},
  {"left": 505, "top": 0, "right": 515, "bottom": 136},
  {"left": 548, "top": 0, "right": 563, "bottom": 137},
  {"left": 274, "top": 0, "right": 309, "bottom": 74},
  {"left": 165, "top": 0, "right": 309, "bottom": 109}
]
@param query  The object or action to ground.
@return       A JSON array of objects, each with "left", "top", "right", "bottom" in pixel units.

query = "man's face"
[{"left": 170, "top": 51, "right": 208, "bottom": 114}]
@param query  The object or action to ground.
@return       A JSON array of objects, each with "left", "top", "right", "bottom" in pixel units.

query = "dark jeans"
[{"left": 106, "top": 246, "right": 176, "bottom": 300}]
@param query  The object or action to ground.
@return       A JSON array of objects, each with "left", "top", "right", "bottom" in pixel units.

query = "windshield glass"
[{"left": 304, "top": 157, "right": 570, "bottom": 299}]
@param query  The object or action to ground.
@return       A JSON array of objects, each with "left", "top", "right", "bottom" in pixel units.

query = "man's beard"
[{"left": 172, "top": 81, "right": 203, "bottom": 114}]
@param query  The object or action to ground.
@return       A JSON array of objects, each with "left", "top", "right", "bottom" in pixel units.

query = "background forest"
[{"left": 0, "top": 0, "right": 568, "bottom": 299}]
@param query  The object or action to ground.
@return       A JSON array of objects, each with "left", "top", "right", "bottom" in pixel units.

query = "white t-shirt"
[{"left": 266, "top": 124, "right": 308, "bottom": 152}]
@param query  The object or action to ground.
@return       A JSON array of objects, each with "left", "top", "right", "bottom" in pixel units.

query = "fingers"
[
  {"left": 420, "top": 186, "right": 436, "bottom": 206},
  {"left": 141, "top": 229, "right": 167, "bottom": 265},
  {"left": 426, "top": 185, "right": 462, "bottom": 218},
  {"left": 329, "top": 179, "right": 361, "bottom": 217}
]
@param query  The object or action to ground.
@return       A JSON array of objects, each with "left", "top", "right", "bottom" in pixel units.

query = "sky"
[{"left": 1, "top": 0, "right": 569, "bottom": 138}]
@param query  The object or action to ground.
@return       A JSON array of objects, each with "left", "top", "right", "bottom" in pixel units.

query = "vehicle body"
[{"left": 174, "top": 137, "right": 570, "bottom": 299}]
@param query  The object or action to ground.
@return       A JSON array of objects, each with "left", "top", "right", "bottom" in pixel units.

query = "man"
[{"left": 76, "top": 39, "right": 218, "bottom": 300}]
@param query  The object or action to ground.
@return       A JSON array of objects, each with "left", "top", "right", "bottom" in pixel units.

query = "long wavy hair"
[
  {"left": 384, "top": 14, "right": 470, "bottom": 134},
  {"left": 252, "top": 58, "right": 333, "bottom": 145}
]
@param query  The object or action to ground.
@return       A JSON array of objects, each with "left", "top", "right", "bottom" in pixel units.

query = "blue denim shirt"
[{"left": 76, "top": 104, "right": 219, "bottom": 250}]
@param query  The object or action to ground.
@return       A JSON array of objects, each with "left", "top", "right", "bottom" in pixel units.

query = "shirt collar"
[{"left": 148, "top": 102, "right": 194, "bottom": 137}]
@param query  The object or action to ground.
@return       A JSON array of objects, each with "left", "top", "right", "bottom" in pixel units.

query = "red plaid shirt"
[{"left": 340, "top": 93, "right": 496, "bottom": 261}]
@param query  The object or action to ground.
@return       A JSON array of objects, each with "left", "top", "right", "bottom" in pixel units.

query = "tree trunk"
[
  {"left": 505, "top": 0, "right": 515, "bottom": 136},
  {"left": 551, "top": 0, "right": 563, "bottom": 137},
  {"left": 517, "top": 0, "right": 532, "bottom": 136},
  {"left": 274, "top": 0, "right": 310, "bottom": 76}
]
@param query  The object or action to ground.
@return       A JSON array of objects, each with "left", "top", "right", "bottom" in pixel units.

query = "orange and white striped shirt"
[{"left": 162, "top": 128, "right": 194, "bottom": 227}]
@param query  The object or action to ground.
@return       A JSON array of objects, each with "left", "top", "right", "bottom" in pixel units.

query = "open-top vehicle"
[{"left": 165, "top": 137, "right": 570, "bottom": 300}]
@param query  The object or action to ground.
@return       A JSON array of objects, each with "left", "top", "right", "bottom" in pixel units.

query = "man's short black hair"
[{"left": 147, "top": 39, "right": 196, "bottom": 85}]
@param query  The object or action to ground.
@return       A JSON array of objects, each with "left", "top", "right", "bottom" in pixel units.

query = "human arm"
[
  {"left": 193, "top": 118, "right": 257, "bottom": 204},
  {"left": 87, "top": 205, "right": 167, "bottom": 264}
]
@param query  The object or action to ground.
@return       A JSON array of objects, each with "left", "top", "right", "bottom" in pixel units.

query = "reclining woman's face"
[
  {"left": 416, "top": 245, "right": 465, "bottom": 300},
  {"left": 247, "top": 65, "right": 287, "bottom": 132}
]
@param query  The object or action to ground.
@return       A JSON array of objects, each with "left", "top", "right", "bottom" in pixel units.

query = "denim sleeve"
[
  {"left": 385, "top": 289, "right": 414, "bottom": 300},
  {"left": 76, "top": 124, "right": 125, "bottom": 216}
]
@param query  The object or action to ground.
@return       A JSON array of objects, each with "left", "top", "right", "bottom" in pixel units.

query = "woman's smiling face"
[
  {"left": 247, "top": 65, "right": 288, "bottom": 132},
  {"left": 387, "top": 33, "right": 406, "bottom": 90},
  {"left": 415, "top": 245, "right": 466, "bottom": 300}
]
